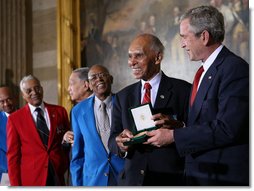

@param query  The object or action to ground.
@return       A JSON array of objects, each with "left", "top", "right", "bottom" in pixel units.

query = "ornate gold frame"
[{"left": 57, "top": 0, "right": 81, "bottom": 113}]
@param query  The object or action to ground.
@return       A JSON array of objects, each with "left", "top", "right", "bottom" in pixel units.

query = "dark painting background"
[{"left": 80, "top": 0, "right": 249, "bottom": 92}]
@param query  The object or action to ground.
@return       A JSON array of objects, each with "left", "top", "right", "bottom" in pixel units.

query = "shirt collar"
[
  {"left": 28, "top": 102, "right": 46, "bottom": 114},
  {"left": 94, "top": 94, "right": 112, "bottom": 110},
  {"left": 202, "top": 45, "right": 223, "bottom": 71},
  {"left": 4, "top": 112, "right": 10, "bottom": 117},
  {"left": 141, "top": 71, "right": 162, "bottom": 89}
]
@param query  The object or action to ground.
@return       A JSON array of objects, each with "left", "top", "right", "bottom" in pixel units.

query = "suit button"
[
  {"left": 104, "top": 173, "right": 108, "bottom": 176},
  {"left": 140, "top": 170, "right": 145, "bottom": 175}
]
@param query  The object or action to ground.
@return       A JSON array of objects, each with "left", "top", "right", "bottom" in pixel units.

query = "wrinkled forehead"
[
  {"left": 69, "top": 72, "right": 80, "bottom": 81},
  {"left": 89, "top": 66, "right": 108, "bottom": 76},
  {"left": 22, "top": 79, "right": 40, "bottom": 89},
  {"left": 128, "top": 44, "right": 145, "bottom": 56},
  {"left": 128, "top": 37, "right": 150, "bottom": 54},
  {"left": 128, "top": 49, "right": 144, "bottom": 56}
]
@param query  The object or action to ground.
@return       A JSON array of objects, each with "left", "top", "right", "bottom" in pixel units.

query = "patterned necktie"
[
  {"left": 142, "top": 82, "right": 152, "bottom": 104},
  {"left": 190, "top": 66, "right": 204, "bottom": 106},
  {"left": 98, "top": 102, "right": 110, "bottom": 153},
  {"left": 35, "top": 108, "right": 49, "bottom": 147}
]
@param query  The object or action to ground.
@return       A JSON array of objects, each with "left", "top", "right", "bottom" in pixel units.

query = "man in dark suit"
[
  {"left": 108, "top": 34, "right": 191, "bottom": 185},
  {"left": 160, "top": 6, "right": 249, "bottom": 185},
  {"left": 7, "top": 75, "right": 70, "bottom": 186}
]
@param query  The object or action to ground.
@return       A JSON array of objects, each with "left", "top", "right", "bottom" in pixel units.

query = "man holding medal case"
[
  {"left": 108, "top": 33, "right": 191, "bottom": 186},
  {"left": 124, "top": 103, "right": 185, "bottom": 146}
]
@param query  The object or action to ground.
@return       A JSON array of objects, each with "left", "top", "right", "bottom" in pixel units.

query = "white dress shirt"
[
  {"left": 28, "top": 102, "right": 51, "bottom": 130},
  {"left": 198, "top": 45, "right": 224, "bottom": 89},
  {"left": 141, "top": 71, "right": 162, "bottom": 107}
]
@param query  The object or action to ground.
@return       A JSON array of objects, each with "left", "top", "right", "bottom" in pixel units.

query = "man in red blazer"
[{"left": 7, "top": 75, "right": 70, "bottom": 186}]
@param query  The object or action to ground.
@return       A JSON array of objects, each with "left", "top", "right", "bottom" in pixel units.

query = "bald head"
[
  {"left": 88, "top": 64, "right": 113, "bottom": 101},
  {"left": 0, "top": 86, "right": 17, "bottom": 114},
  {"left": 128, "top": 33, "right": 164, "bottom": 81},
  {"left": 131, "top": 34, "right": 165, "bottom": 55}
]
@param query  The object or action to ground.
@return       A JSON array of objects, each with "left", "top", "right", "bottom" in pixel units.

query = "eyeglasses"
[{"left": 88, "top": 72, "right": 109, "bottom": 82}]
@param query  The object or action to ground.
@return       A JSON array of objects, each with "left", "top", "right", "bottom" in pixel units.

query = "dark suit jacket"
[
  {"left": 109, "top": 72, "right": 191, "bottom": 185},
  {"left": 7, "top": 102, "right": 70, "bottom": 186},
  {"left": 174, "top": 47, "right": 249, "bottom": 185}
]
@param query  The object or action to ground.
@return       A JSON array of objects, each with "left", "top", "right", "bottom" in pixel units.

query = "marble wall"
[
  {"left": 0, "top": 0, "right": 32, "bottom": 107},
  {"left": 32, "top": 0, "right": 58, "bottom": 104}
]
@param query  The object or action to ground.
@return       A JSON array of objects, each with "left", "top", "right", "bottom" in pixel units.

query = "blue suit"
[
  {"left": 0, "top": 112, "right": 8, "bottom": 181},
  {"left": 70, "top": 96, "right": 124, "bottom": 186},
  {"left": 174, "top": 46, "right": 249, "bottom": 185}
]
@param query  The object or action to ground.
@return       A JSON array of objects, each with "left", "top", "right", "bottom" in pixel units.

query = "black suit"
[{"left": 109, "top": 72, "right": 191, "bottom": 185}]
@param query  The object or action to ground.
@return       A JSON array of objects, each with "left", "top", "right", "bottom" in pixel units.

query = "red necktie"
[
  {"left": 142, "top": 82, "right": 152, "bottom": 104},
  {"left": 190, "top": 66, "right": 204, "bottom": 106}
]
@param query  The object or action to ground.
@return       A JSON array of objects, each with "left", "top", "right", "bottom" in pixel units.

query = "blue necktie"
[{"left": 35, "top": 108, "right": 49, "bottom": 147}]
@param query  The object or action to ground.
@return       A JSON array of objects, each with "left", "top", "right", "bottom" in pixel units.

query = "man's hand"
[
  {"left": 152, "top": 113, "right": 184, "bottom": 129},
  {"left": 145, "top": 128, "right": 174, "bottom": 147},
  {"left": 142, "top": 113, "right": 179, "bottom": 147},
  {"left": 63, "top": 131, "right": 74, "bottom": 146},
  {"left": 115, "top": 129, "right": 134, "bottom": 152}
]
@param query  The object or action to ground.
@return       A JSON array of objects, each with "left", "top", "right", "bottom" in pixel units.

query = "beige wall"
[
  {"left": 33, "top": 0, "right": 58, "bottom": 105},
  {"left": 0, "top": 0, "right": 32, "bottom": 107}
]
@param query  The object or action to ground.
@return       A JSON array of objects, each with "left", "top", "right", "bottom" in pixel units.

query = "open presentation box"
[{"left": 124, "top": 103, "right": 157, "bottom": 146}]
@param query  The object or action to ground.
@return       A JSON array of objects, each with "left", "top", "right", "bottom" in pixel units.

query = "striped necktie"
[
  {"left": 98, "top": 102, "right": 110, "bottom": 153},
  {"left": 142, "top": 82, "right": 152, "bottom": 104},
  {"left": 35, "top": 108, "right": 49, "bottom": 147}
]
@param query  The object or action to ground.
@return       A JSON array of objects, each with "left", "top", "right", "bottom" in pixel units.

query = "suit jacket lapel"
[
  {"left": 24, "top": 104, "right": 46, "bottom": 148},
  {"left": 188, "top": 47, "right": 227, "bottom": 124},
  {"left": 188, "top": 67, "right": 217, "bottom": 124},
  {"left": 154, "top": 73, "right": 173, "bottom": 109},
  {"left": 83, "top": 97, "right": 108, "bottom": 154},
  {"left": 45, "top": 103, "right": 56, "bottom": 149},
  {"left": 130, "top": 82, "right": 142, "bottom": 107}
]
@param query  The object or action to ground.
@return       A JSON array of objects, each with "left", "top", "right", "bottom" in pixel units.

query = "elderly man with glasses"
[{"left": 70, "top": 65, "right": 124, "bottom": 186}]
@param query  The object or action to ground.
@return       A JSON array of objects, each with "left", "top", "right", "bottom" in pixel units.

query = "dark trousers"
[
  {"left": 46, "top": 161, "right": 59, "bottom": 186},
  {"left": 108, "top": 168, "right": 117, "bottom": 186},
  {"left": 143, "top": 170, "right": 185, "bottom": 186}
]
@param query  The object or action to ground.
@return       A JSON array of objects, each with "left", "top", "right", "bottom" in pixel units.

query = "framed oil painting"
[{"left": 79, "top": 0, "right": 249, "bottom": 93}]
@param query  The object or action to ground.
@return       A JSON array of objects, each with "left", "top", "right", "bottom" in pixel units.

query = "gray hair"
[
  {"left": 180, "top": 5, "right": 225, "bottom": 43},
  {"left": 20, "top": 75, "right": 40, "bottom": 92},
  {"left": 72, "top": 67, "right": 90, "bottom": 81}
]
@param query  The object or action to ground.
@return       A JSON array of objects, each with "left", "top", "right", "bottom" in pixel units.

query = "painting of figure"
[{"left": 80, "top": 0, "right": 249, "bottom": 92}]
